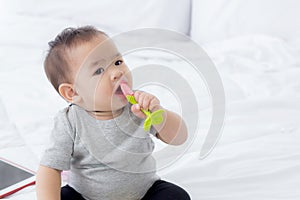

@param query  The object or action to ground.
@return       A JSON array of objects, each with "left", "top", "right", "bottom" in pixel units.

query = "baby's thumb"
[{"left": 131, "top": 104, "right": 146, "bottom": 119}]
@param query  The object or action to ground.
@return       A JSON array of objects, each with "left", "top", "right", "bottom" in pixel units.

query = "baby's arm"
[
  {"left": 154, "top": 109, "right": 188, "bottom": 145},
  {"left": 36, "top": 165, "right": 62, "bottom": 200},
  {"left": 131, "top": 91, "right": 188, "bottom": 145}
]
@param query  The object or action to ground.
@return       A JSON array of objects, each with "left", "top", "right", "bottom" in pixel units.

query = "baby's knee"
[{"left": 175, "top": 187, "right": 191, "bottom": 200}]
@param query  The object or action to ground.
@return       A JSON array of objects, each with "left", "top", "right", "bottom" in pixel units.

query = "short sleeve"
[{"left": 40, "top": 109, "right": 75, "bottom": 171}]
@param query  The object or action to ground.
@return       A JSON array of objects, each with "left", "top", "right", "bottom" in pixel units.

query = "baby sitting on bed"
[{"left": 36, "top": 26, "right": 190, "bottom": 200}]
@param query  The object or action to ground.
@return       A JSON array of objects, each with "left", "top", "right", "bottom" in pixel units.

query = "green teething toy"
[{"left": 120, "top": 83, "right": 164, "bottom": 131}]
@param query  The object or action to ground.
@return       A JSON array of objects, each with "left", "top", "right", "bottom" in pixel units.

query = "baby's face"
[{"left": 68, "top": 34, "right": 132, "bottom": 113}]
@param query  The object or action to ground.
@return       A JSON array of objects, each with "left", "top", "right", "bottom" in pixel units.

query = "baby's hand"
[{"left": 131, "top": 91, "right": 162, "bottom": 119}]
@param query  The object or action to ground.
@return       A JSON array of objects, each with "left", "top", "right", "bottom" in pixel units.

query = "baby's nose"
[{"left": 111, "top": 69, "right": 123, "bottom": 81}]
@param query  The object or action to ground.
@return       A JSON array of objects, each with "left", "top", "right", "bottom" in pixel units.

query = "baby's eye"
[
  {"left": 94, "top": 67, "right": 104, "bottom": 75},
  {"left": 115, "top": 60, "right": 123, "bottom": 66}
]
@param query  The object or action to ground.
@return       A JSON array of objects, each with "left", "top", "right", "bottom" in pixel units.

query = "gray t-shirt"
[{"left": 40, "top": 103, "right": 160, "bottom": 200}]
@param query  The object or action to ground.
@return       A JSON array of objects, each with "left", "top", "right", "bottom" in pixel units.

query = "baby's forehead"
[
  {"left": 82, "top": 38, "right": 121, "bottom": 66},
  {"left": 68, "top": 35, "right": 119, "bottom": 65}
]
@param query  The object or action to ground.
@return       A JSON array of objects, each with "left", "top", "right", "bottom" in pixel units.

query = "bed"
[{"left": 0, "top": 0, "right": 300, "bottom": 199}]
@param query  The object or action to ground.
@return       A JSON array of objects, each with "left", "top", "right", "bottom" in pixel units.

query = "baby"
[{"left": 36, "top": 26, "right": 190, "bottom": 200}]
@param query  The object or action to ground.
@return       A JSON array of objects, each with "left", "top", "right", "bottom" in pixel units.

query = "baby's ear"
[{"left": 58, "top": 83, "right": 81, "bottom": 103}]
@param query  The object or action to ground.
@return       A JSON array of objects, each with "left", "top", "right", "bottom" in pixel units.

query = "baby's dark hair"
[{"left": 44, "top": 25, "right": 107, "bottom": 93}]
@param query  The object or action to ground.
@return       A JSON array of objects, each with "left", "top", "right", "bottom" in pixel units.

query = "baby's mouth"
[{"left": 114, "top": 85, "right": 123, "bottom": 95}]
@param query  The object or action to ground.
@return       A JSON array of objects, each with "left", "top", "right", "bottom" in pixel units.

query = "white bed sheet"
[{"left": 1, "top": 4, "right": 300, "bottom": 200}]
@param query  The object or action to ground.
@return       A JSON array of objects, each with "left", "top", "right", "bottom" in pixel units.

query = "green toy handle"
[{"left": 126, "top": 95, "right": 164, "bottom": 131}]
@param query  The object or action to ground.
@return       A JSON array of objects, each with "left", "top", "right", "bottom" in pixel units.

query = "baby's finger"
[
  {"left": 134, "top": 91, "right": 145, "bottom": 108},
  {"left": 134, "top": 91, "right": 141, "bottom": 102},
  {"left": 131, "top": 104, "right": 146, "bottom": 119},
  {"left": 137, "top": 92, "right": 150, "bottom": 111},
  {"left": 142, "top": 94, "right": 154, "bottom": 111},
  {"left": 149, "top": 98, "right": 161, "bottom": 111}
]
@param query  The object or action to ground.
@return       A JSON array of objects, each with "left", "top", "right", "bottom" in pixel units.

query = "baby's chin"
[
  {"left": 86, "top": 92, "right": 128, "bottom": 113},
  {"left": 111, "top": 99, "right": 128, "bottom": 111}
]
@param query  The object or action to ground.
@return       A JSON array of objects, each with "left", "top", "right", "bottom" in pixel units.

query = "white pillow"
[
  {"left": 18, "top": 0, "right": 191, "bottom": 36},
  {"left": 191, "top": 0, "right": 300, "bottom": 44}
]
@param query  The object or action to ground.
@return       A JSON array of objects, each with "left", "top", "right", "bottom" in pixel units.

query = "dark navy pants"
[{"left": 61, "top": 180, "right": 191, "bottom": 200}]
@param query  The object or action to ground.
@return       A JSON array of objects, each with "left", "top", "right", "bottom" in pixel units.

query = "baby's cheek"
[{"left": 124, "top": 65, "right": 132, "bottom": 77}]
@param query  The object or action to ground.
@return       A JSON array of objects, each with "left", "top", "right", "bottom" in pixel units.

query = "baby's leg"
[
  {"left": 141, "top": 180, "right": 191, "bottom": 200},
  {"left": 61, "top": 185, "right": 85, "bottom": 200}
]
